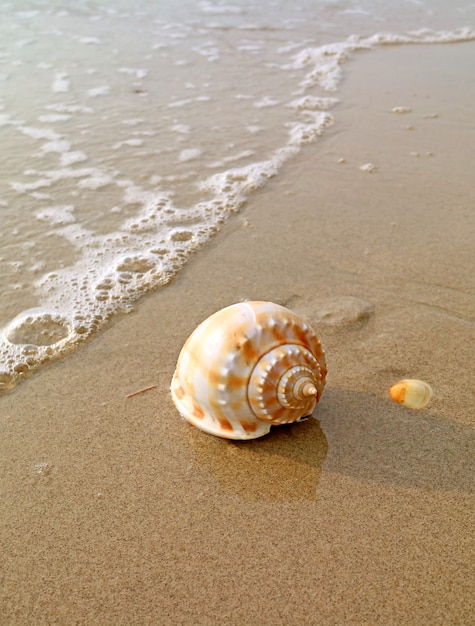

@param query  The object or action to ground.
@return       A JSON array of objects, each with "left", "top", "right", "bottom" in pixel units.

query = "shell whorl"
[
  {"left": 248, "top": 344, "right": 322, "bottom": 424},
  {"left": 171, "top": 301, "right": 327, "bottom": 440}
]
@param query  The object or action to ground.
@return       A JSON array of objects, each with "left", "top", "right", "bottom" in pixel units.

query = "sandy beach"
[{"left": 1, "top": 41, "right": 474, "bottom": 625}]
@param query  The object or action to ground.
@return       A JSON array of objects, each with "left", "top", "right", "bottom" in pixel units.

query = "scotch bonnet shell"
[{"left": 171, "top": 301, "right": 327, "bottom": 440}]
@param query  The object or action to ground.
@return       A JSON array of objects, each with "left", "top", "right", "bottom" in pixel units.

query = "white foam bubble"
[
  {"left": 19, "top": 126, "right": 61, "bottom": 141},
  {"left": 38, "top": 113, "right": 71, "bottom": 122},
  {"left": 113, "top": 139, "right": 144, "bottom": 149},
  {"left": 15, "top": 11, "right": 39, "bottom": 19},
  {"left": 168, "top": 95, "right": 211, "bottom": 108},
  {"left": 179, "top": 148, "right": 203, "bottom": 162},
  {"left": 60, "top": 151, "right": 88, "bottom": 166},
  {"left": 198, "top": 2, "right": 244, "bottom": 15},
  {"left": 30, "top": 192, "right": 52, "bottom": 200},
  {"left": 118, "top": 67, "right": 148, "bottom": 79},
  {"left": 287, "top": 96, "right": 339, "bottom": 111},
  {"left": 171, "top": 124, "right": 191, "bottom": 134},
  {"left": 287, "top": 111, "right": 334, "bottom": 146},
  {"left": 87, "top": 85, "right": 110, "bottom": 97},
  {"left": 285, "top": 43, "right": 349, "bottom": 92},
  {"left": 10, "top": 178, "right": 53, "bottom": 193},
  {"left": 45, "top": 104, "right": 93, "bottom": 114},
  {"left": 40, "top": 139, "right": 72, "bottom": 154},
  {"left": 121, "top": 118, "right": 144, "bottom": 126},
  {"left": 207, "top": 150, "right": 255, "bottom": 169},
  {"left": 35, "top": 205, "right": 76, "bottom": 225},
  {"left": 4, "top": 308, "right": 71, "bottom": 347},
  {"left": 79, "top": 37, "right": 102, "bottom": 45},
  {"left": 253, "top": 96, "right": 281, "bottom": 108},
  {"left": 52, "top": 73, "right": 70, "bottom": 93},
  {"left": 77, "top": 172, "right": 113, "bottom": 189},
  {"left": 168, "top": 98, "right": 193, "bottom": 108},
  {"left": 0, "top": 114, "right": 15, "bottom": 126},
  {"left": 11, "top": 166, "right": 111, "bottom": 196}
]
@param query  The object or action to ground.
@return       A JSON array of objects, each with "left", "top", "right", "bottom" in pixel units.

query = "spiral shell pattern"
[{"left": 171, "top": 301, "right": 327, "bottom": 439}]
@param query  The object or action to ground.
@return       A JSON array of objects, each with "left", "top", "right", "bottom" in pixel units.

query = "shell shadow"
[
  {"left": 185, "top": 387, "right": 474, "bottom": 500},
  {"left": 186, "top": 416, "right": 328, "bottom": 502},
  {"left": 318, "top": 388, "right": 475, "bottom": 494}
]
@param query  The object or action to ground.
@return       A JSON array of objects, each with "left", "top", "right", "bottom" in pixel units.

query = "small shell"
[
  {"left": 171, "top": 301, "right": 327, "bottom": 440},
  {"left": 389, "top": 379, "right": 433, "bottom": 409}
]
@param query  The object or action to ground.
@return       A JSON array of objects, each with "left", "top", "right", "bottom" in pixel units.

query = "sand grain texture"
[{"left": 1, "top": 43, "right": 474, "bottom": 625}]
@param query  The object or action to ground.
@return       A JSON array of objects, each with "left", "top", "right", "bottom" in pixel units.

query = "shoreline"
[{"left": 1, "top": 42, "right": 474, "bottom": 625}]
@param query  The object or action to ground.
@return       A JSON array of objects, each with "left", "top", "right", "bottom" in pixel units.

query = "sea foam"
[{"left": 0, "top": 0, "right": 474, "bottom": 393}]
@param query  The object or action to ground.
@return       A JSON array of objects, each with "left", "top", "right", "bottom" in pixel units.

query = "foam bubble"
[
  {"left": 253, "top": 96, "right": 280, "bottom": 108},
  {"left": 287, "top": 111, "right": 334, "bottom": 146},
  {"left": 0, "top": 371, "right": 14, "bottom": 392},
  {"left": 168, "top": 98, "right": 193, "bottom": 108},
  {"left": 60, "top": 151, "right": 88, "bottom": 166},
  {"left": 11, "top": 178, "right": 53, "bottom": 193},
  {"left": 207, "top": 150, "right": 255, "bottom": 169},
  {"left": 88, "top": 86, "right": 110, "bottom": 97},
  {"left": 19, "top": 126, "right": 61, "bottom": 141},
  {"left": 77, "top": 172, "right": 113, "bottom": 189},
  {"left": 122, "top": 118, "right": 144, "bottom": 126},
  {"left": 79, "top": 37, "right": 102, "bottom": 45},
  {"left": 45, "top": 104, "right": 94, "bottom": 114},
  {"left": 113, "top": 138, "right": 144, "bottom": 149},
  {"left": 35, "top": 205, "right": 75, "bottom": 225},
  {"left": 41, "top": 139, "right": 72, "bottom": 154},
  {"left": 115, "top": 255, "right": 156, "bottom": 273},
  {"left": 38, "top": 113, "right": 71, "bottom": 122},
  {"left": 4, "top": 309, "right": 71, "bottom": 347},
  {"left": 118, "top": 67, "right": 148, "bottom": 79},
  {"left": 52, "top": 73, "right": 70, "bottom": 93},
  {"left": 287, "top": 96, "right": 339, "bottom": 111},
  {"left": 169, "top": 229, "right": 194, "bottom": 242},
  {"left": 179, "top": 148, "right": 202, "bottom": 162},
  {"left": 198, "top": 2, "right": 244, "bottom": 15},
  {"left": 171, "top": 124, "right": 191, "bottom": 134}
]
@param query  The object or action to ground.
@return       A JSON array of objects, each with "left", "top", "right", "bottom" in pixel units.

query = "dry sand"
[{"left": 1, "top": 42, "right": 474, "bottom": 625}]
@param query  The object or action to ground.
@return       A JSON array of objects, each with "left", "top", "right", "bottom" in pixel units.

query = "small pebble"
[{"left": 359, "top": 163, "right": 376, "bottom": 173}]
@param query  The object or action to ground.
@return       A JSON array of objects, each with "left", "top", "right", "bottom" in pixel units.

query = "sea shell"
[
  {"left": 389, "top": 379, "right": 433, "bottom": 409},
  {"left": 171, "top": 301, "right": 327, "bottom": 440}
]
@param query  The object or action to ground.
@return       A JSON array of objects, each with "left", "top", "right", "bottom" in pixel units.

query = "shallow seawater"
[{"left": 0, "top": 0, "right": 474, "bottom": 392}]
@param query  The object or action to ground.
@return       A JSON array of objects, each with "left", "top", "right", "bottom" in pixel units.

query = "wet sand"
[{"left": 1, "top": 42, "right": 474, "bottom": 625}]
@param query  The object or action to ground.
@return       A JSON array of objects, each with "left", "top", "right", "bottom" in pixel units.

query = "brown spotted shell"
[{"left": 171, "top": 301, "right": 327, "bottom": 440}]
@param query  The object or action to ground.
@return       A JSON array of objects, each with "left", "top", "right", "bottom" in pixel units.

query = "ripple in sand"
[{"left": 288, "top": 295, "right": 375, "bottom": 332}]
